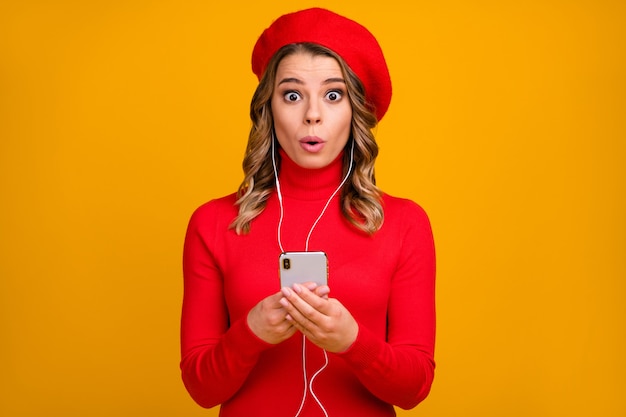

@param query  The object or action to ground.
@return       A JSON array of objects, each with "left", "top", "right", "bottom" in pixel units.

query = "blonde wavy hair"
[{"left": 231, "top": 43, "right": 384, "bottom": 235}]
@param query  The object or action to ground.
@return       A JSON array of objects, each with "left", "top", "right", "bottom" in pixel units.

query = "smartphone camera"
[{"left": 282, "top": 258, "right": 291, "bottom": 270}]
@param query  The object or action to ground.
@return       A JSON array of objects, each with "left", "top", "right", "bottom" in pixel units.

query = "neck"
[{"left": 277, "top": 149, "right": 345, "bottom": 200}]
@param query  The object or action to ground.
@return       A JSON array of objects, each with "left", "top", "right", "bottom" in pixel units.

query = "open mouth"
[
  {"left": 299, "top": 136, "right": 325, "bottom": 153},
  {"left": 300, "top": 136, "right": 324, "bottom": 145}
]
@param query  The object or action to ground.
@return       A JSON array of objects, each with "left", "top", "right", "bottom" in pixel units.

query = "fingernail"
[
  {"left": 281, "top": 287, "right": 291, "bottom": 297},
  {"left": 279, "top": 297, "right": 288, "bottom": 307},
  {"left": 293, "top": 283, "right": 302, "bottom": 293}
]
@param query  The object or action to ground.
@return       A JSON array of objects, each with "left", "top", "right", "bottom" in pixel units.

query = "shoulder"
[
  {"left": 382, "top": 193, "right": 431, "bottom": 224},
  {"left": 379, "top": 193, "right": 434, "bottom": 241},
  {"left": 379, "top": 193, "right": 435, "bottom": 262},
  {"left": 187, "top": 193, "right": 239, "bottom": 231}
]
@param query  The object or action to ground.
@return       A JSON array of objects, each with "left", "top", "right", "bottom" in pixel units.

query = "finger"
[
  {"left": 313, "top": 285, "right": 330, "bottom": 299},
  {"left": 267, "top": 291, "right": 290, "bottom": 309},
  {"left": 292, "top": 283, "right": 330, "bottom": 313},
  {"left": 280, "top": 287, "right": 324, "bottom": 328},
  {"left": 279, "top": 298, "right": 303, "bottom": 331},
  {"left": 279, "top": 296, "right": 306, "bottom": 324},
  {"left": 283, "top": 308, "right": 314, "bottom": 336}
]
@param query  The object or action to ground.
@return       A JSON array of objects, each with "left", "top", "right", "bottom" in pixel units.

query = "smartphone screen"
[{"left": 279, "top": 251, "right": 328, "bottom": 288}]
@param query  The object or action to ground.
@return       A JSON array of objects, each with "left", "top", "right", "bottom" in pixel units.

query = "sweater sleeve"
[
  {"left": 336, "top": 201, "right": 436, "bottom": 409},
  {"left": 179, "top": 203, "right": 272, "bottom": 408}
]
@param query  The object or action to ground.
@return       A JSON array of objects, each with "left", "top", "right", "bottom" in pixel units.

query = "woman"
[{"left": 181, "top": 8, "right": 436, "bottom": 416}]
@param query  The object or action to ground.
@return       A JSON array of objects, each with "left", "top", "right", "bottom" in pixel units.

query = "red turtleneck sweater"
[{"left": 181, "top": 152, "right": 436, "bottom": 416}]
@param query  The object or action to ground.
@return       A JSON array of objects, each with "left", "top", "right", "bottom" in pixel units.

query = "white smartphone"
[{"left": 279, "top": 251, "right": 328, "bottom": 288}]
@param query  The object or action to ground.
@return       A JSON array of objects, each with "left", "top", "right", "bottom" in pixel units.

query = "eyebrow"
[{"left": 277, "top": 77, "right": 346, "bottom": 86}]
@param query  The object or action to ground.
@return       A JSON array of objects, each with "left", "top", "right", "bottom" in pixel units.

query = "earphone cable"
[
  {"left": 304, "top": 139, "right": 354, "bottom": 251},
  {"left": 272, "top": 134, "right": 355, "bottom": 253},
  {"left": 271, "top": 137, "right": 286, "bottom": 253},
  {"left": 272, "top": 134, "right": 354, "bottom": 417}
]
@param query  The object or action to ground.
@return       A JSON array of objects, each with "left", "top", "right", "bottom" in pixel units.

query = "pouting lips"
[
  {"left": 299, "top": 136, "right": 326, "bottom": 153},
  {"left": 300, "top": 136, "right": 324, "bottom": 145}
]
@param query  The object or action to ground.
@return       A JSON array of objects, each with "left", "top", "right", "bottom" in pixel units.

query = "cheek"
[
  {"left": 338, "top": 109, "right": 353, "bottom": 136},
  {"left": 271, "top": 102, "right": 295, "bottom": 133},
  {"left": 271, "top": 110, "right": 286, "bottom": 133},
  {"left": 273, "top": 114, "right": 293, "bottom": 140}
]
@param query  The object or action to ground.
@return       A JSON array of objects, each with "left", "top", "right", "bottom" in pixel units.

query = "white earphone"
[
  {"left": 271, "top": 133, "right": 355, "bottom": 417},
  {"left": 271, "top": 134, "right": 355, "bottom": 253}
]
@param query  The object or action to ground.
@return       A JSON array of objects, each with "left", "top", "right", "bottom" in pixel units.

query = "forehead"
[{"left": 275, "top": 52, "right": 343, "bottom": 81}]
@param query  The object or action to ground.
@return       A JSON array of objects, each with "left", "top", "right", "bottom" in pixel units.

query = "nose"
[{"left": 304, "top": 99, "right": 322, "bottom": 125}]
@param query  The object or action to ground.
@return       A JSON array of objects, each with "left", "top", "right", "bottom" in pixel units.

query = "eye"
[
  {"left": 284, "top": 91, "right": 301, "bottom": 102},
  {"left": 325, "top": 90, "right": 343, "bottom": 102}
]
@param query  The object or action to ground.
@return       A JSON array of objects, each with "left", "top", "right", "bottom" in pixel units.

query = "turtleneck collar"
[{"left": 277, "top": 148, "right": 345, "bottom": 201}]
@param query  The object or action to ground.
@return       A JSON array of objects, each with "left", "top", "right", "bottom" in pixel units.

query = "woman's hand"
[
  {"left": 247, "top": 291, "right": 297, "bottom": 345},
  {"left": 279, "top": 283, "right": 358, "bottom": 353},
  {"left": 247, "top": 283, "right": 329, "bottom": 345}
]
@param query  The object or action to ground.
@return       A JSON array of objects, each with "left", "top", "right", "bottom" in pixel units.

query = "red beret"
[{"left": 251, "top": 7, "right": 392, "bottom": 121}]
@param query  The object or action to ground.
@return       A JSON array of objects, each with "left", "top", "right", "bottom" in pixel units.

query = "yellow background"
[{"left": 1, "top": 0, "right": 624, "bottom": 415}]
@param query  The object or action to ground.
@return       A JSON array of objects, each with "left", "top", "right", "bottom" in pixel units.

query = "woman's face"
[{"left": 271, "top": 52, "right": 352, "bottom": 169}]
